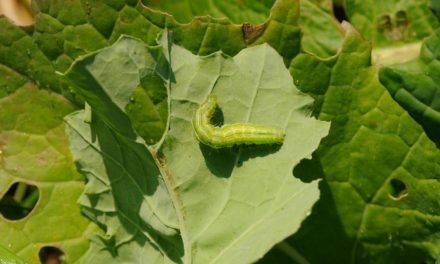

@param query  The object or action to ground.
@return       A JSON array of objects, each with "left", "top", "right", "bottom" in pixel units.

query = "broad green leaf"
[
  {"left": 64, "top": 35, "right": 329, "bottom": 263},
  {"left": 1, "top": 0, "right": 244, "bottom": 145},
  {"left": 298, "top": 0, "right": 342, "bottom": 58},
  {"left": 142, "top": 0, "right": 342, "bottom": 58},
  {"left": 0, "top": 2, "right": 313, "bottom": 260},
  {"left": 30, "top": 0, "right": 174, "bottom": 142},
  {"left": 344, "top": 0, "right": 439, "bottom": 47},
  {"left": 343, "top": 0, "right": 439, "bottom": 65},
  {"left": 6, "top": 1, "right": 440, "bottom": 263},
  {"left": 0, "top": 17, "right": 72, "bottom": 97},
  {"left": 0, "top": 12, "right": 99, "bottom": 263},
  {"left": 65, "top": 37, "right": 182, "bottom": 263},
  {"left": 308, "top": 0, "right": 333, "bottom": 12},
  {"left": 66, "top": 112, "right": 182, "bottom": 263},
  {"left": 285, "top": 23, "right": 440, "bottom": 263},
  {"left": 0, "top": 84, "right": 98, "bottom": 263},
  {"left": 379, "top": 28, "right": 440, "bottom": 146},
  {"left": 1, "top": 0, "right": 338, "bottom": 146},
  {"left": 13, "top": 0, "right": 287, "bottom": 144}
]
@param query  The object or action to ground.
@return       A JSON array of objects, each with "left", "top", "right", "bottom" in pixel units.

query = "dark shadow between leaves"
[
  {"left": 287, "top": 179, "right": 353, "bottom": 263},
  {"left": 263, "top": 152, "right": 354, "bottom": 263},
  {"left": 287, "top": 154, "right": 436, "bottom": 263},
  {"left": 92, "top": 234, "right": 118, "bottom": 258},
  {"left": 256, "top": 179, "right": 352, "bottom": 264},
  {"left": 292, "top": 152, "right": 325, "bottom": 183},
  {"left": 333, "top": 1, "right": 349, "bottom": 23}
]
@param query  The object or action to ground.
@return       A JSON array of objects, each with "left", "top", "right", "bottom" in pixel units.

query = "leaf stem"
[
  {"left": 21, "top": 189, "right": 39, "bottom": 209},
  {"left": 154, "top": 30, "right": 192, "bottom": 263},
  {"left": 13, "top": 183, "right": 27, "bottom": 203},
  {"left": 276, "top": 241, "right": 310, "bottom": 264}
]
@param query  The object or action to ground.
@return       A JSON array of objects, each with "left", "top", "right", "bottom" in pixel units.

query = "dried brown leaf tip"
[{"left": 242, "top": 23, "right": 266, "bottom": 44}]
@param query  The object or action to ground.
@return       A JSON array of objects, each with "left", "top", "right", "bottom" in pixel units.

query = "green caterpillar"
[{"left": 192, "top": 95, "right": 285, "bottom": 149}]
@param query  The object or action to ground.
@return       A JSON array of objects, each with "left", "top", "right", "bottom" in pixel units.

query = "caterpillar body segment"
[{"left": 192, "top": 96, "right": 285, "bottom": 149}]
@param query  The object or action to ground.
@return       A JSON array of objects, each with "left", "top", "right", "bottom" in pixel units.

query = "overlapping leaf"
[
  {"left": 142, "top": 0, "right": 342, "bottom": 58},
  {"left": 379, "top": 28, "right": 440, "bottom": 146},
  {"left": 64, "top": 36, "right": 329, "bottom": 263},
  {"left": 1, "top": 0, "right": 341, "bottom": 145},
  {"left": 3, "top": 0, "right": 440, "bottom": 263},
  {"left": 0, "top": 83, "right": 97, "bottom": 263},
  {"left": 341, "top": 0, "right": 439, "bottom": 65},
  {"left": 343, "top": 0, "right": 439, "bottom": 48},
  {"left": 13, "top": 0, "right": 304, "bottom": 144},
  {"left": 284, "top": 23, "right": 440, "bottom": 263},
  {"left": 0, "top": 7, "right": 100, "bottom": 263},
  {"left": 0, "top": 0, "right": 331, "bottom": 261},
  {"left": 65, "top": 37, "right": 182, "bottom": 263}
]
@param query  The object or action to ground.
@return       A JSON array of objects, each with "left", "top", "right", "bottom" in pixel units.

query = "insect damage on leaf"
[
  {"left": 242, "top": 23, "right": 266, "bottom": 44},
  {"left": 192, "top": 95, "right": 285, "bottom": 149}
]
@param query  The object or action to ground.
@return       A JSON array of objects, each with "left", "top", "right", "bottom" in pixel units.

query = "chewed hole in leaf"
[
  {"left": 377, "top": 15, "right": 392, "bottom": 30},
  {"left": 0, "top": 182, "right": 39, "bottom": 220},
  {"left": 388, "top": 178, "right": 408, "bottom": 200},
  {"left": 333, "top": 1, "right": 348, "bottom": 22},
  {"left": 39, "top": 246, "right": 64, "bottom": 264},
  {"left": 395, "top": 10, "right": 409, "bottom": 27}
]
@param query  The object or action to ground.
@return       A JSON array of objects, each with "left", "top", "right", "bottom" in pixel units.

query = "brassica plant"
[{"left": 0, "top": 0, "right": 439, "bottom": 263}]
